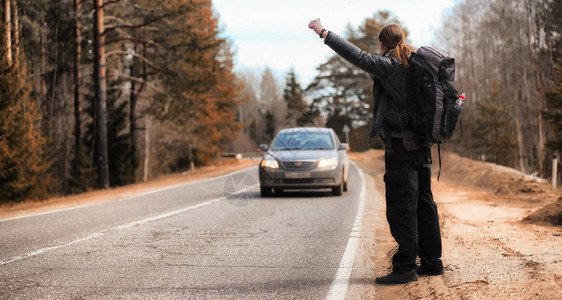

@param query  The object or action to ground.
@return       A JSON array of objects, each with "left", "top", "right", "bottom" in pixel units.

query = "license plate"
[{"left": 285, "top": 172, "right": 311, "bottom": 179}]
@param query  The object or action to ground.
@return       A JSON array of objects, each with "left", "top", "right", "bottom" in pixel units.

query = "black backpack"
[
  {"left": 407, "top": 47, "right": 463, "bottom": 179},
  {"left": 407, "top": 46, "right": 461, "bottom": 143}
]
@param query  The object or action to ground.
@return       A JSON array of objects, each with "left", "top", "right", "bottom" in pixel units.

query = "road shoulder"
[
  {"left": 350, "top": 150, "right": 562, "bottom": 299},
  {"left": 350, "top": 151, "right": 416, "bottom": 299}
]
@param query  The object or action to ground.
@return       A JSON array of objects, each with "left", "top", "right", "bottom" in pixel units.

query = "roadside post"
[
  {"left": 342, "top": 124, "right": 350, "bottom": 145},
  {"left": 136, "top": 116, "right": 151, "bottom": 182},
  {"left": 553, "top": 154, "right": 559, "bottom": 189},
  {"left": 144, "top": 116, "right": 151, "bottom": 182}
]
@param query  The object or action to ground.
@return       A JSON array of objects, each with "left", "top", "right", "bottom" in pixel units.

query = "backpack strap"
[
  {"left": 437, "top": 143, "right": 442, "bottom": 182},
  {"left": 459, "top": 114, "right": 463, "bottom": 138}
]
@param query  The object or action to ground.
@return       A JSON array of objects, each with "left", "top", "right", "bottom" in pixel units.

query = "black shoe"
[
  {"left": 375, "top": 270, "right": 418, "bottom": 284},
  {"left": 417, "top": 266, "right": 444, "bottom": 276}
]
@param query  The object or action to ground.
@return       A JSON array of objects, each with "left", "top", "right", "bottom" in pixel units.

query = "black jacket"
[{"left": 324, "top": 31, "right": 414, "bottom": 149}]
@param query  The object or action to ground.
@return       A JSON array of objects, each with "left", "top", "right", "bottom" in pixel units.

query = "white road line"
[
  {"left": 113, "top": 198, "right": 222, "bottom": 231},
  {"left": 0, "top": 165, "right": 256, "bottom": 223},
  {"left": 326, "top": 162, "right": 368, "bottom": 300},
  {"left": 0, "top": 197, "right": 223, "bottom": 266},
  {"left": 0, "top": 233, "right": 104, "bottom": 265}
]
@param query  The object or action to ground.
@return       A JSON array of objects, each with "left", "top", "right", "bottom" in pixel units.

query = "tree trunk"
[
  {"left": 188, "top": 143, "right": 195, "bottom": 173},
  {"left": 93, "top": 0, "right": 109, "bottom": 188},
  {"left": 129, "top": 46, "right": 145, "bottom": 178},
  {"left": 72, "top": 0, "right": 82, "bottom": 186},
  {"left": 514, "top": 101, "right": 526, "bottom": 173},
  {"left": 129, "top": 67, "right": 137, "bottom": 175},
  {"left": 3, "top": 0, "right": 11, "bottom": 65},
  {"left": 40, "top": 12, "right": 47, "bottom": 115},
  {"left": 143, "top": 116, "right": 151, "bottom": 182},
  {"left": 536, "top": 67, "right": 546, "bottom": 177},
  {"left": 538, "top": 109, "right": 545, "bottom": 176},
  {"left": 11, "top": 0, "right": 17, "bottom": 67}
]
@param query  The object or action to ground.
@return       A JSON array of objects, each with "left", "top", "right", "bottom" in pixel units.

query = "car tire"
[
  {"left": 332, "top": 174, "right": 344, "bottom": 196},
  {"left": 343, "top": 169, "right": 348, "bottom": 192},
  {"left": 260, "top": 186, "right": 272, "bottom": 197}
]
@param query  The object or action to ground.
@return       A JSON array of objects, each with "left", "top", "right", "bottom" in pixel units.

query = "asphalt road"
[{"left": 0, "top": 164, "right": 366, "bottom": 299}]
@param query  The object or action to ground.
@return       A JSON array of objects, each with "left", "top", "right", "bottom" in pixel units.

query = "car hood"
[{"left": 265, "top": 149, "right": 337, "bottom": 161}]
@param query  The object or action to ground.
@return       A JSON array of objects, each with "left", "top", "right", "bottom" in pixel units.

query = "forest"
[
  {"left": 1, "top": 0, "right": 561, "bottom": 203},
  {"left": 0, "top": 0, "right": 242, "bottom": 201},
  {"left": 438, "top": 0, "right": 561, "bottom": 178}
]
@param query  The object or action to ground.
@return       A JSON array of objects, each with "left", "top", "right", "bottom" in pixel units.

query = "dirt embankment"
[
  {"left": 351, "top": 149, "right": 562, "bottom": 300},
  {"left": 437, "top": 150, "right": 562, "bottom": 226},
  {"left": 0, "top": 158, "right": 257, "bottom": 221}
]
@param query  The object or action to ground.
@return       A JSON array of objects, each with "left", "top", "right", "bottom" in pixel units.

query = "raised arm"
[{"left": 308, "top": 18, "right": 395, "bottom": 80}]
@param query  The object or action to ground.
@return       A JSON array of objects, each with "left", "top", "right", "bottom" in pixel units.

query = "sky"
[{"left": 212, "top": 0, "right": 456, "bottom": 87}]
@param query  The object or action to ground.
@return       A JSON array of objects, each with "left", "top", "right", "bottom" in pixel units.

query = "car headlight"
[
  {"left": 317, "top": 157, "right": 338, "bottom": 168},
  {"left": 261, "top": 159, "right": 279, "bottom": 169}
]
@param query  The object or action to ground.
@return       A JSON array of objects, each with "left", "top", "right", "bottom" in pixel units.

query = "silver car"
[{"left": 258, "top": 127, "right": 350, "bottom": 197}]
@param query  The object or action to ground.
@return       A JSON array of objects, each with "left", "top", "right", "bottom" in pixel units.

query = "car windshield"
[{"left": 271, "top": 131, "right": 334, "bottom": 150}]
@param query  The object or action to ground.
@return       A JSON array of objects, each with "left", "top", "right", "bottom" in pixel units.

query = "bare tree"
[
  {"left": 3, "top": 0, "right": 11, "bottom": 65},
  {"left": 259, "top": 67, "right": 286, "bottom": 139},
  {"left": 437, "top": 0, "right": 559, "bottom": 174},
  {"left": 92, "top": 0, "right": 110, "bottom": 188},
  {"left": 11, "top": 0, "right": 17, "bottom": 67},
  {"left": 72, "top": 0, "right": 82, "bottom": 186}
]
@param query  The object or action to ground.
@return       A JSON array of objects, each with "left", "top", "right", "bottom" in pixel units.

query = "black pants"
[{"left": 384, "top": 138, "right": 443, "bottom": 274}]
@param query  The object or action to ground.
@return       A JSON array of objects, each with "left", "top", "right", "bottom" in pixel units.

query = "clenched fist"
[{"left": 308, "top": 18, "right": 326, "bottom": 38}]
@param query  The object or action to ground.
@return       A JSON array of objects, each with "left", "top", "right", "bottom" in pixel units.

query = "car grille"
[
  {"left": 282, "top": 161, "right": 315, "bottom": 170},
  {"left": 282, "top": 178, "right": 335, "bottom": 184},
  {"left": 284, "top": 179, "right": 315, "bottom": 184}
]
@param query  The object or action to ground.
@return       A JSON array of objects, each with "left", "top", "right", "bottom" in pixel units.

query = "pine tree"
[
  {"left": 196, "top": 39, "right": 243, "bottom": 162},
  {"left": 0, "top": 27, "right": 51, "bottom": 202},
  {"left": 284, "top": 67, "right": 304, "bottom": 112},
  {"left": 106, "top": 80, "right": 134, "bottom": 186},
  {"left": 467, "top": 84, "right": 515, "bottom": 166},
  {"left": 82, "top": 76, "right": 134, "bottom": 187},
  {"left": 265, "top": 111, "right": 275, "bottom": 142},
  {"left": 147, "top": 0, "right": 242, "bottom": 166},
  {"left": 15, "top": 0, "right": 79, "bottom": 195},
  {"left": 71, "top": 0, "right": 83, "bottom": 192},
  {"left": 544, "top": 63, "right": 562, "bottom": 155},
  {"left": 259, "top": 67, "right": 286, "bottom": 133},
  {"left": 92, "top": 0, "right": 110, "bottom": 189}
]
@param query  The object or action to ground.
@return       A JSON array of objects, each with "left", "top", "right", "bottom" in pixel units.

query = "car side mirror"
[
  {"left": 257, "top": 144, "right": 269, "bottom": 152},
  {"left": 339, "top": 143, "right": 350, "bottom": 151}
]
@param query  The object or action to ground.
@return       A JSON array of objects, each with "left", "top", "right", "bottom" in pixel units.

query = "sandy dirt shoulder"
[
  {"left": 0, "top": 158, "right": 258, "bottom": 221},
  {"left": 350, "top": 150, "right": 562, "bottom": 300}
]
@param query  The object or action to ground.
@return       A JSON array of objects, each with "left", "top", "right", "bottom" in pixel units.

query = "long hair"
[{"left": 378, "top": 24, "right": 415, "bottom": 67}]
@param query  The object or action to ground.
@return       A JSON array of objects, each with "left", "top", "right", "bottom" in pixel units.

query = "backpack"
[
  {"left": 407, "top": 46, "right": 463, "bottom": 179},
  {"left": 407, "top": 46, "right": 461, "bottom": 144}
]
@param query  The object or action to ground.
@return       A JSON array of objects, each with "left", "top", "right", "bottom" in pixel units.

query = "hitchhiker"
[{"left": 308, "top": 19, "right": 444, "bottom": 284}]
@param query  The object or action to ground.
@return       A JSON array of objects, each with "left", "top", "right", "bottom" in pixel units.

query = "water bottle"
[{"left": 454, "top": 93, "right": 465, "bottom": 110}]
